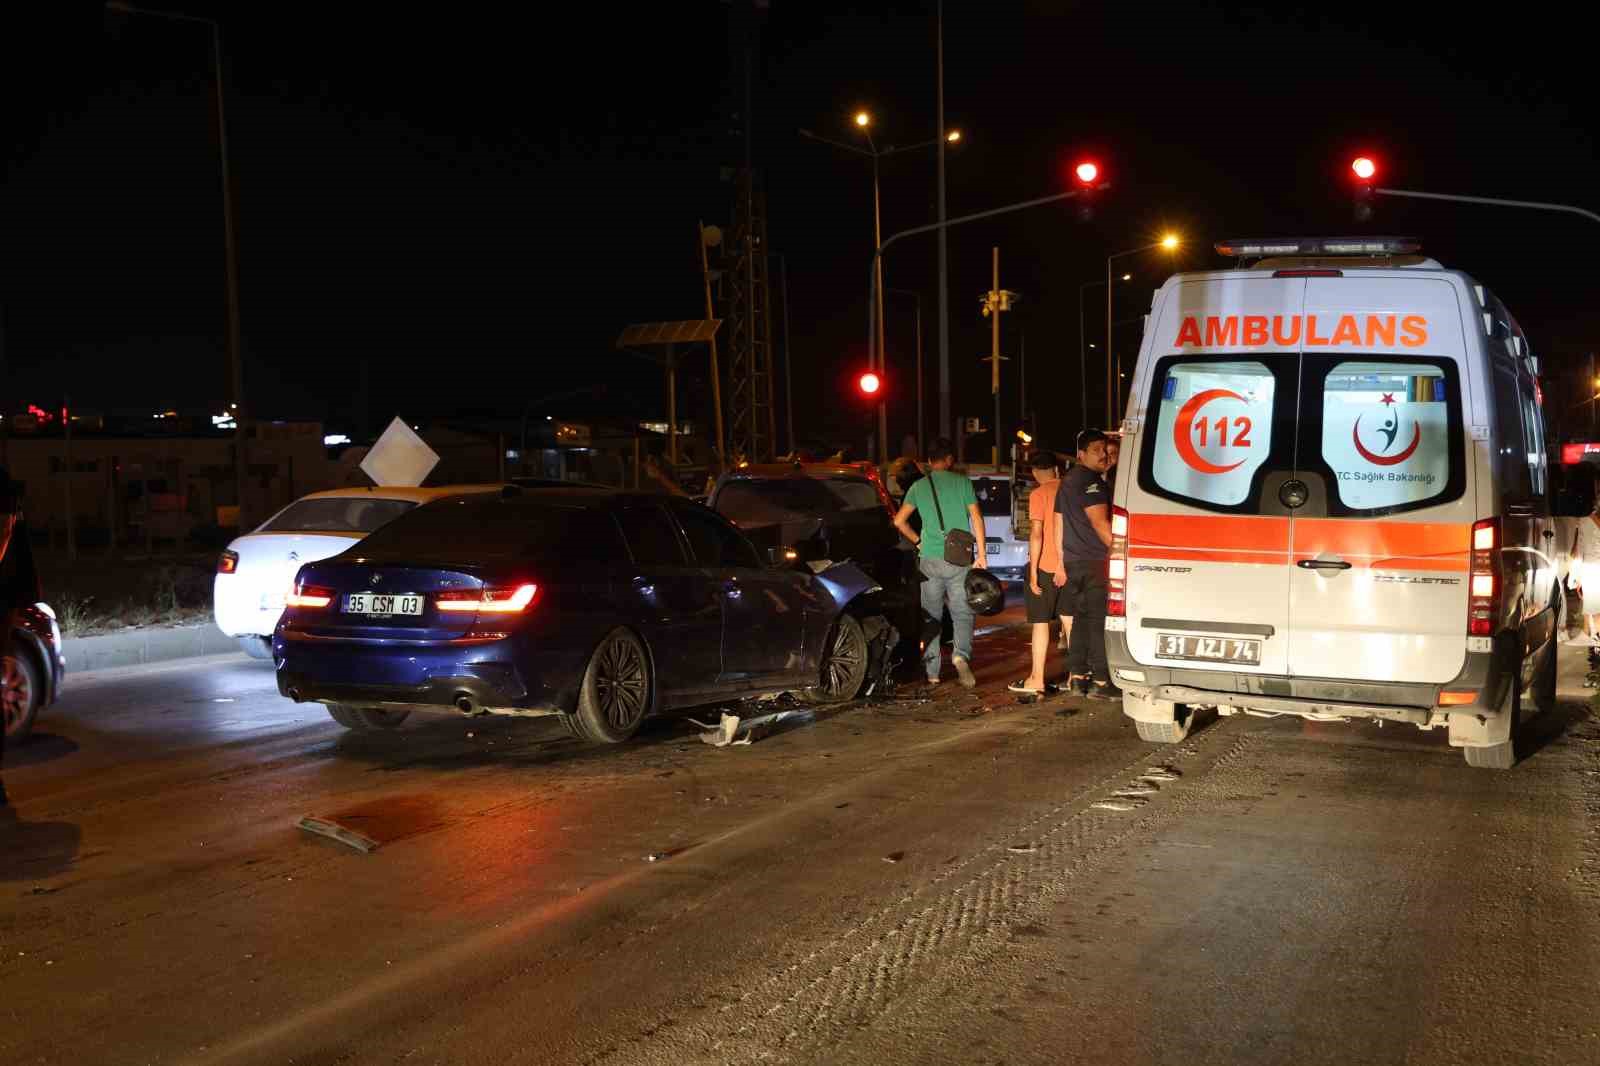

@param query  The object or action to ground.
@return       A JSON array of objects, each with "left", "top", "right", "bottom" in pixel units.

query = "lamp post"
[
  {"left": 107, "top": 1, "right": 247, "bottom": 527},
  {"left": 1105, "top": 234, "right": 1179, "bottom": 426},
  {"left": 1078, "top": 273, "right": 1131, "bottom": 434},
  {"left": 800, "top": 118, "right": 961, "bottom": 464}
]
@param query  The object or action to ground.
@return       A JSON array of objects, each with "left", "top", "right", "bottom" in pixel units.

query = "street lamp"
[
  {"left": 106, "top": 0, "right": 249, "bottom": 527},
  {"left": 1106, "top": 234, "right": 1181, "bottom": 426},
  {"left": 800, "top": 116, "right": 964, "bottom": 464}
]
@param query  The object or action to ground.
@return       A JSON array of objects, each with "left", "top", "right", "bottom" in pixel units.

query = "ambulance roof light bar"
[{"left": 1214, "top": 237, "right": 1422, "bottom": 258}]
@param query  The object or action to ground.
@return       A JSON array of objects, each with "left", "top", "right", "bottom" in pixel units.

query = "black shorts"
[{"left": 1026, "top": 569, "right": 1070, "bottom": 623}]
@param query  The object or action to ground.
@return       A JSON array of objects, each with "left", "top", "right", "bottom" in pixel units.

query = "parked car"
[
  {"left": 273, "top": 488, "right": 885, "bottom": 741},
  {"left": 970, "top": 473, "right": 1030, "bottom": 582},
  {"left": 3, "top": 604, "right": 64, "bottom": 744},
  {"left": 708, "top": 461, "right": 923, "bottom": 644},
  {"left": 214, "top": 485, "right": 503, "bottom": 659}
]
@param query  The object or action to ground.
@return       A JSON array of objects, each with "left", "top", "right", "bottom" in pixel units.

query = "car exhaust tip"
[{"left": 455, "top": 694, "right": 476, "bottom": 714}]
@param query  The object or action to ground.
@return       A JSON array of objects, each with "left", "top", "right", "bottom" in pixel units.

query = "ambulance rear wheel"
[
  {"left": 1129, "top": 697, "right": 1196, "bottom": 744},
  {"left": 1529, "top": 637, "right": 1557, "bottom": 716},
  {"left": 1463, "top": 684, "right": 1520, "bottom": 770}
]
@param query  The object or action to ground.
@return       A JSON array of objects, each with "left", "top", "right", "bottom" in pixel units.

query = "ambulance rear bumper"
[{"left": 1103, "top": 627, "right": 1513, "bottom": 722}]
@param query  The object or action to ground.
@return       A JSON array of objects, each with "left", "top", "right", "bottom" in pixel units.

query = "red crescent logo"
[
  {"left": 1174, "top": 388, "right": 1248, "bottom": 474},
  {"left": 1353, "top": 415, "right": 1420, "bottom": 466}
]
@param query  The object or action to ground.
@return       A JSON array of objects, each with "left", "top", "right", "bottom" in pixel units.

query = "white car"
[
  {"left": 214, "top": 485, "right": 502, "bottom": 658},
  {"left": 970, "top": 473, "right": 1029, "bottom": 581}
]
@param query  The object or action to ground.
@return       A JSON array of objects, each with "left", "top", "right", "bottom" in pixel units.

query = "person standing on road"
[
  {"left": 1055, "top": 431, "right": 1118, "bottom": 700},
  {"left": 1010, "top": 451, "right": 1072, "bottom": 697},
  {"left": 893, "top": 438, "right": 987, "bottom": 688},
  {"left": 1571, "top": 501, "right": 1600, "bottom": 661}
]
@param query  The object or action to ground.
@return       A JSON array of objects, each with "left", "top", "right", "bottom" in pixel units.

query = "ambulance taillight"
[
  {"left": 1468, "top": 518, "right": 1501, "bottom": 637},
  {"left": 1107, "top": 505, "right": 1129, "bottom": 617}
]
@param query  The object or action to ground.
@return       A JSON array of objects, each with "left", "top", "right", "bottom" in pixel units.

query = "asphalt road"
[{"left": 3, "top": 624, "right": 1598, "bottom": 1066}]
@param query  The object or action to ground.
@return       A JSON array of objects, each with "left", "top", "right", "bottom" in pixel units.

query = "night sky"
[{"left": 5, "top": 2, "right": 1597, "bottom": 453}]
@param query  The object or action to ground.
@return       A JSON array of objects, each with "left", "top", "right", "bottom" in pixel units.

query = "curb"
[{"left": 62, "top": 623, "right": 243, "bottom": 673}]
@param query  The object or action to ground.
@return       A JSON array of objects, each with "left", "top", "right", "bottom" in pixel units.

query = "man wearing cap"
[
  {"left": 1010, "top": 450, "right": 1071, "bottom": 697},
  {"left": 1055, "top": 431, "right": 1119, "bottom": 700}
]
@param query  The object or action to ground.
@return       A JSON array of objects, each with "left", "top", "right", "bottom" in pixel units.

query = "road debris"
[
  {"left": 883, "top": 851, "right": 906, "bottom": 863},
  {"left": 1090, "top": 799, "right": 1146, "bottom": 812},
  {"left": 296, "top": 816, "right": 380, "bottom": 853},
  {"left": 688, "top": 709, "right": 815, "bottom": 747},
  {"left": 1007, "top": 843, "right": 1039, "bottom": 853}
]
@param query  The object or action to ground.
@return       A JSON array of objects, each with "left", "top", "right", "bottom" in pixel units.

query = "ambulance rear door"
[
  {"left": 1284, "top": 276, "right": 1475, "bottom": 685},
  {"left": 1123, "top": 277, "right": 1304, "bottom": 677}
]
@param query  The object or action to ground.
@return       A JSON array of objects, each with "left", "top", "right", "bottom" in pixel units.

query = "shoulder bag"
[{"left": 927, "top": 473, "right": 977, "bottom": 567}]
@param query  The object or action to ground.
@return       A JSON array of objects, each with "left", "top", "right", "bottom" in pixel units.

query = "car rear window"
[
  {"left": 259, "top": 497, "right": 416, "bottom": 534},
  {"left": 1142, "top": 357, "right": 1287, "bottom": 511},
  {"left": 354, "top": 500, "right": 628, "bottom": 563},
  {"left": 972, "top": 479, "right": 1012, "bottom": 517},
  {"left": 715, "top": 477, "right": 883, "bottom": 527}
]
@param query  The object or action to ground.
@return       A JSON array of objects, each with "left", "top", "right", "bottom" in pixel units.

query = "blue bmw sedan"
[{"left": 274, "top": 488, "right": 886, "bottom": 742}]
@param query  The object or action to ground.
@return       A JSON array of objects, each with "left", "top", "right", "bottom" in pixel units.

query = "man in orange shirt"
[{"left": 1010, "top": 451, "right": 1070, "bottom": 697}]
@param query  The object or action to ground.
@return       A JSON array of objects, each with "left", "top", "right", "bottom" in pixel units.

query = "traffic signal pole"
[
  {"left": 990, "top": 248, "right": 1001, "bottom": 466},
  {"left": 868, "top": 181, "right": 1108, "bottom": 453},
  {"left": 1374, "top": 187, "right": 1600, "bottom": 227}
]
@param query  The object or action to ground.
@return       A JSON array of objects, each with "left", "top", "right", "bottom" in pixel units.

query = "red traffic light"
[
  {"left": 1351, "top": 156, "right": 1377, "bottom": 181},
  {"left": 1074, "top": 161, "right": 1100, "bottom": 185},
  {"left": 858, "top": 371, "right": 881, "bottom": 395}
]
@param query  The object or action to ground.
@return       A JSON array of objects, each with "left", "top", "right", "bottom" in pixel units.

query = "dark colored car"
[
  {"left": 3, "top": 604, "right": 64, "bottom": 744},
  {"left": 708, "top": 462, "right": 922, "bottom": 640},
  {"left": 274, "top": 488, "right": 885, "bottom": 742}
]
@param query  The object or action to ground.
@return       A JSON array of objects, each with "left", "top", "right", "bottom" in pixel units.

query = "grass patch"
[{"left": 35, "top": 548, "right": 218, "bottom": 638}]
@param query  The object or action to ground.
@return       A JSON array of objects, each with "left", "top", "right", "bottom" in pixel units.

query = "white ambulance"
[{"left": 1107, "top": 237, "right": 1558, "bottom": 769}]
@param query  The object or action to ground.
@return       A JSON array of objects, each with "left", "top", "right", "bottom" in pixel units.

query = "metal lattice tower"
[{"left": 722, "top": 170, "right": 777, "bottom": 464}]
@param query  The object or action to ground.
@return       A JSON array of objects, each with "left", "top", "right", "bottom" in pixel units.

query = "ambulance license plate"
[{"left": 1154, "top": 633, "right": 1261, "bottom": 665}]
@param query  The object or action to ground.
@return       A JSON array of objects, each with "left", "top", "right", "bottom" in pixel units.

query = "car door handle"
[{"left": 1297, "top": 559, "right": 1352, "bottom": 571}]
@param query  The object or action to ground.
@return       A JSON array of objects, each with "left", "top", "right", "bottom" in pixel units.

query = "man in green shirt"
[{"left": 892, "top": 438, "right": 987, "bottom": 687}]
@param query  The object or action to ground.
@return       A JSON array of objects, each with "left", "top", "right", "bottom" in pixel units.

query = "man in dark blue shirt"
[{"left": 1055, "top": 430, "right": 1117, "bottom": 699}]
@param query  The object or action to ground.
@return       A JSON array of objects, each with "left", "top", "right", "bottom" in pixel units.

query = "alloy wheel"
[
  {"left": 2, "top": 656, "right": 32, "bottom": 738},
  {"left": 595, "top": 635, "right": 648, "bottom": 731}
]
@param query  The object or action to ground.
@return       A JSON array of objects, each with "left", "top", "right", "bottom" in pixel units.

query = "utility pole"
[
  {"left": 979, "top": 247, "right": 1018, "bottom": 466},
  {"left": 935, "top": 0, "right": 951, "bottom": 437},
  {"left": 697, "top": 222, "right": 726, "bottom": 466}
]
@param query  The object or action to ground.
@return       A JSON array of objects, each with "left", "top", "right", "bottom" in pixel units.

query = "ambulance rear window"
[
  {"left": 1140, "top": 358, "right": 1289, "bottom": 512},
  {"left": 1307, "top": 358, "right": 1465, "bottom": 516}
]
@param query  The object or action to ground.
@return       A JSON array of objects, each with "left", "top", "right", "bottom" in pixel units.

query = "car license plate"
[
  {"left": 344, "top": 592, "right": 424, "bottom": 617},
  {"left": 1154, "top": 633, "right": 1261, "bottom": 665}
]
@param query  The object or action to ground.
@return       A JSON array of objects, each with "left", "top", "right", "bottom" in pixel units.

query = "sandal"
[{"left": 1008, "top": 679, "right": 1045, "bottom": 695}]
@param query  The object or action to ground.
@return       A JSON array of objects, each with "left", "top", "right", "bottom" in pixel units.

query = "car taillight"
[
  {"left": 1107, "top": 505, "right": 1129, "bottom": 617},
  {"left": 286, "top": 583, "right": 334, "bottom": 610},
  {"left": 436, "top": 584, "right": 539, "bottom": 614},
  {"left": 218, "top": 550, "right": 239, "bottom": 575},
  {"left": 1468, "top": 518, "right": 1500, "bottom": 637}
]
